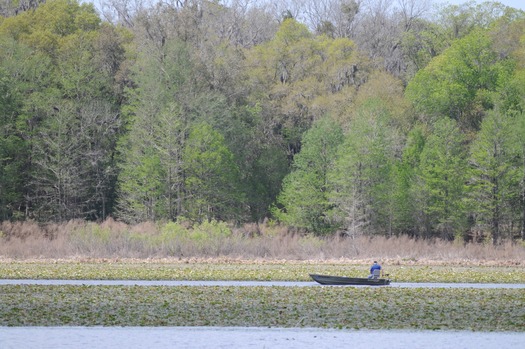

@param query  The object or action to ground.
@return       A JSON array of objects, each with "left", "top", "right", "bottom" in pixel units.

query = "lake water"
[{"left": 1, "top": 327, "right": 524, "bottom": 349}]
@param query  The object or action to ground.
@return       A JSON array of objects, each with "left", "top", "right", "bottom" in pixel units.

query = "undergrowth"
[{"left": 0, "top": 218, "right": 524, "bottom": 265}]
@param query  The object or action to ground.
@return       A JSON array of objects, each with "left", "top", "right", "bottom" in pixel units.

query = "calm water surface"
[{"left": 1, "top": 327, "right": 524, "bottom": 349}]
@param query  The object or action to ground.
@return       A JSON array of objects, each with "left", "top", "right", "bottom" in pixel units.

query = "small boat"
[{"left": 310, "top": 273, "right": 390, "bottom": 286}]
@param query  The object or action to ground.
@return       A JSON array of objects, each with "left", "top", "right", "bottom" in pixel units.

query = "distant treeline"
[{"left": 1, "top": 0, "right": 525, "bottom": 244}]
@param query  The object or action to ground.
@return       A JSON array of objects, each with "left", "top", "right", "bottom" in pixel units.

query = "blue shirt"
[{"left": 370, "top": 263, "right": 381, "bottom": 274}]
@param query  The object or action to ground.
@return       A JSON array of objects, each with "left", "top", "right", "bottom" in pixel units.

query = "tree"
[
  {"left": 433, "top": 1, "right": 520, "bottom": 41},
  {"left": 0, "top": 66, "right": 24, "bottom": 220},
  {"left": 117, "top": 6, "right": 260, "bottom": 223},
  {"left": 244, "top": 18, "right": 368, "bottom": 157},
  {"left": 401, "top": 16, "right": 450, "bottom": 80},
  {"left": 273, "top": 117, "right": 344, "bottom": 234},
  {"left": 468, "top": 109, "right": 523, "bottom": 244},
  {"left": 0, "top": 31, "right": 54, "bottom": 221},
  {"left": 414, "top": 118, "right": 467, "bottom": 239},
  {"left": 0, "top": 0, "right": 46, "bottom": 17},
  {"left": 29, "top": 103, "right": 88, "bottom": 221},
  {"left": 29, "top": 98, "right": 120, "bottom": 221},
  {"left": 508, "top": 111, "right": 525, "bottom": 240},
  {"left": 224, "top": 104, "right": 289, "bottom": 222},
  {"left": 0, "top": 34, "right": 54, "bottom": 221},
  {"left": 115, "top": 108, "right": 176, "bottom": 223},
  {"left": 351, "top": 70, "right": 412, "bottom": 131},
  {"left": 242, "top": 18, "right": 369, "bottom": 221},
  {"left": 329, "top": 98, "right": 400, "bottom": 237},
  {"left": 405, "top": 27, "right": 514, "bottom": 132},
  {"left": 115, "top": 38, "right": 194, "bottom": 223},
  {"left": 243, "top": 17, "right": 312, "bottom": 145},
  {"left": 391, "top": 125, "right": 426, "bottom": 236},
  {"left": 0, "top": 0, "right": 126, "bottom": 221},
  {"left": 0, "top": 0, "right": 101, "bottom": 56},
  {"left": 182, "top": 122, "right": 245, "bottom": 222}
]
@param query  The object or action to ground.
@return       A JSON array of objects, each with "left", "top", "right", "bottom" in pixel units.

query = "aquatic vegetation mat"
[
  {"left": 0, "top": 285, "right": 523, "bottom": 330},
  {"left": 0, "top": 261, "right": 524, "bottom": 284}
]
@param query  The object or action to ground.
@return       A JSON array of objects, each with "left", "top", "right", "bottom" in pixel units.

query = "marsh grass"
[{"left": 0, "top": 219, "right": 524, "bottom": 266}]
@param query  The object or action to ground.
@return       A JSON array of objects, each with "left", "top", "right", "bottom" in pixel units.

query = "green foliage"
[
  {"left": 499, "top": 69, "right": 525, "bottom": 114},
  {"left": 159, "top": 221, "right": 189, "bottom": 239},
  {"left": 390, "top": 126, "right": 427, "bottom": 235},
  {"left": 227, "top": 103, "right": 289, "bottom": 222},
  {"left": 0, "top": 67, "right": 23, "bottom": 220},
  {"left": 468, "top": 109, "right": 525, "bottom": 243},
  {"left": 191, "top": 219, "right": 232, "bottom": 243},
  {"left": 117, "top": 36, "right": 250, "bottom": 223},
  {"left": 274, "top": 118, "right": 344, "bottom": 234},
  {"left": 182, "top": 123, "right": 245, "bottom": 222},
  {"left": 507, "top": 111, "right": 525, "bottom": 240},
  {"left": 435, "top": 1, "right": 514, "bottom": 40},
  {"left": 0, "top": 0, "right": 100, "bottom": 56},
  {"left": 244, "top": 18, "right": 365, "bottom": 158},
  {"left": 116, "top": 40, "right": 193, "bottom": 223},
  {"left": 156, "top": 220, "right": 232, "bottom": 250},
  {"left": 405, "top": 28, "right": 513, "bottom": 131},
  {"left": 117, "top": 144, "right": 167, "bottom": 223},
  {"left": 414, "top": 118, "right": 468, "bottom": 239},
  {"left": 329, "top": 98, "right": 400, "bottom": 236},
  {"left": 274, "top": 17, "right": 312, "bottom": 44},
  {"left": 0, "top": 36, "right": 51, "bottom": 220},
  {"left": 0, "top": 0, "right": 125, "bottom": 222},
  {"left": 401, "top": 19, "right": 449, "bottom": 78},
  {"left": 0, "top": 0, "right": 524, "bottom": 243}
]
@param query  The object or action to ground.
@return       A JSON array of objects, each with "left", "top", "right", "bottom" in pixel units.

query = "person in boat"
[{"left": 368, "top": 261, "right": 382, "bottom": 279}]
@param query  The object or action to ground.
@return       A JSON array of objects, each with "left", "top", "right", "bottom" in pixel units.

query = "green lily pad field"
[
  {"left": 0, "top": 284, "right": 523, "bottom": 330},
  {"left": 1, "top": 260, "right": 524, "bottom": 330},
  {"left": 0, "top": 260, "right": 524, "bottom": 284}
]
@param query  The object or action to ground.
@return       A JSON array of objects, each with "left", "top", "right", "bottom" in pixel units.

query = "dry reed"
[{"left": 0, "top": 219, "right": 524, "bottom": 266}]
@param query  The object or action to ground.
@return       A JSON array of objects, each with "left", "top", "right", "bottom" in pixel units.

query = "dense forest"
[{"left": 1, "top": 0, "right": 525, "bottom": 244}]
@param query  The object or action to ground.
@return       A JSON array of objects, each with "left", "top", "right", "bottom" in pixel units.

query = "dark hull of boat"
[{"left": 310, "top": 274, "right": 390, "bottom": 286}]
